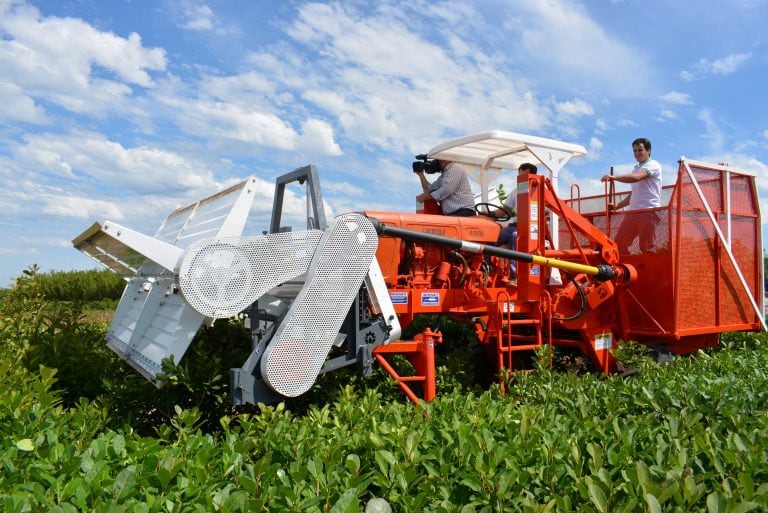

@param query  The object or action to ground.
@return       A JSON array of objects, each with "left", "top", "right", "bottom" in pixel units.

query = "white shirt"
[{"left": 629, "top": 158, "right": 662, "bottom": 209}]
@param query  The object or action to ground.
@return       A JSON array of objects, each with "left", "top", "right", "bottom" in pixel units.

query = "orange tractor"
[{"left": 73, "top": 131, "right": 765, "bottom": 405}]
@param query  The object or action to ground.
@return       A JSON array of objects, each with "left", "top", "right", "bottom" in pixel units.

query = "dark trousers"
[
  {"left": 448, "top": 207, "right": 477, "bottom": 217},
  {"left": 498, "top": 222, "right": 517, "bottom": 277},
  {"left": 614, "top": 210, "right": 661, "bottom": 254}
]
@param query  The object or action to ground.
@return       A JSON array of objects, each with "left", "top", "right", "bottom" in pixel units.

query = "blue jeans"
[{"left": 497, "top": 223, "right": 517, "bottom": 277}]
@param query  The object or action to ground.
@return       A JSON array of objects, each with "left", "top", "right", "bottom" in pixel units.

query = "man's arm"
[
  {"left": 601, "top": 167, "right": 649, "bottom": 210},
  {"left": 427, "top": 164, "right": 462, "bottom": 202},
  {"left": 415, "top": 171, "right": 433, "bottom": 202},
  {"left": 612, "top": 194, "right": 631, "bottom": 210},
  {"left": 601, "top": 167, "right": 649, "bottom": 184}
]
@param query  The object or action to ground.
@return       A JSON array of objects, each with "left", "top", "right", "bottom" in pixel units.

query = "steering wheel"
[{"left": 475, "top": 202, "right": 512, "bottom": 222}]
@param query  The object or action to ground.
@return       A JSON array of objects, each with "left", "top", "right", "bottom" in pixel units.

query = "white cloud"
[
  {"left": 661, "top": 91, "right": 693, "bottom": 105},
  {"left": 504, "top": 0, "right": 655, "bottom": 96},
  {"left": 680, "top": 53, "right": 751, "bottom": 81},
  {"left": 322, "top": 181, "right": 366, "bottom": 197},
  {"left": 656, "top": 109, "right": 678, "bottom": 121},
  {"left": 14, "top": 131, "right": 216, "bottom": 194},
  {"left": 169, "top": 98, "right": 300, "bottom": 149},
  {"left": 0, "top": 1, "right": 166, "bottom": 116},
  {"left": 0, "top": 178, "right": 125, "bottom": 224},
  {"left": 180, "top": 3, "right": 215, "bottom": 30},
  {"left": 270, "top": 2, "right": 547, "bottom": 153},
  {"left": 587, "top": 137, "right": 603, "bottom": 160},
  {"left": 41, "top": 194, "right": 125, "bottom": 220},
  {"left": 697, "top": 108, "right": 723, "bottom": 153},
  {"left": 556, "top": 99, "right": 594, "bottom": 117},
  {"left": 299, "top": 118, "right": 342, "bottom": 156},
  {"left": 155, "top": 72, "right": 342, "bottom": 155},
  {"left": 616, "top": 118, "right": 636, "bottom": 127},
  {"left": 0, "top": 80, "right": 49, "bottom": 124}
]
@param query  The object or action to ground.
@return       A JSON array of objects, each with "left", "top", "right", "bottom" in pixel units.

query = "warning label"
[{"left": 594, "top": 333, "right": 612, "bottom": 351}]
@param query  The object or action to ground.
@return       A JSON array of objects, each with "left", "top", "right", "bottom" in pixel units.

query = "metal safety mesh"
[
  {"left": 558, "top": 162, "right": 761, "bottom": 340},
  {"left": 178, "top": 230, "right": 323, "bottom": 318},
  {"left": 261, "top": 213, "right": 378, "bottom": 397}
]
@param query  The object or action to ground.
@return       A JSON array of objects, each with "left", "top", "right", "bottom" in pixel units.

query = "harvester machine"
[{"left": 73, "top": 131, "right": 765, "bottom": 405}]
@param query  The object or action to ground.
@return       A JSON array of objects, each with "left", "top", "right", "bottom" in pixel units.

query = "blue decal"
[
  {"left": 390, "top": 292, "right": 408, "bottom": 304},
  {"left": 421, "top": 292, "right": 440, "bottom": 306}
]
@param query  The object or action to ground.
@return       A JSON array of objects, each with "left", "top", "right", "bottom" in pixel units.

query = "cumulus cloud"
[
  {"left": 170, "top": 98, "right": 300, "bottom": 149},
  {"left": 656, "top": 109, "right": 678, "bottom": 121},
  {"left": 556, "top": 99, "right": 594, "bottom": 118},
  {"left": 272, "top": 1, "right": 547, "bottom": 153},
  {"left": 661, "top": 91, "right": 693, "bottom": 105},
  {"left": 0, "top": 0, "right": 166, "bottom": 116},
  {"left": 680, "top": 53, "right": 751, "bottom": 81},
  {"left": 299, "top": 119, "right": 342, "bottom": 156},
  {"left": 587, "top": 137, "right": 603, "bottom": 159},
  {"left": 0, "top": 80, "right": 49, "bottom": 124},
  {"left": 179, "top": 3, "right": 215, "bottom": 31},
  {"left": 13, "top": 131, "right": 217, "bottom": 194},
  {"left": 503, "top": 0, "right": 656, "bottom": 96},
  {"left": 41, "top": 195, "right": 125, "bottom": 220}
]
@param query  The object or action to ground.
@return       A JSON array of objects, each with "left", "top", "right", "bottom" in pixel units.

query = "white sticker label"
[
  {"left": 502, "top": 301, "right": 517, "bottom": 313},
  {"left": 530, "top": 223, "right": 538, "bottom": 240},
  {"left": 594, "top": 333, "right": 612, "bottom": 351},
  {"left": 530, "top": 201, "right": 538, "bottom": 221}
]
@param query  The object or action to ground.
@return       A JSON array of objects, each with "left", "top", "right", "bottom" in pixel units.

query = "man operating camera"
[{"left": 413, "top": 156, "right": 476, "bottom": 217}]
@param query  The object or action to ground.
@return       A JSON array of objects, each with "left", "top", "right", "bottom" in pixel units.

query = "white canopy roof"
[{"left": 426, "top": 130, "right": 588, "bottom": 202}]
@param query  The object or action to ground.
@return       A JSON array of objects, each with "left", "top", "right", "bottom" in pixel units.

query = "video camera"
[{"left": 412, "top": 154, "right": 443, "bottom": 174}]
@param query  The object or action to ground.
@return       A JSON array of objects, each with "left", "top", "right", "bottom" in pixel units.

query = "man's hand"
[
  {"left": 601, "top": 174, "right": 613, "bottom": 183},
  {"left": 416, "top": 191, "right": 432, "bottom": 202}
]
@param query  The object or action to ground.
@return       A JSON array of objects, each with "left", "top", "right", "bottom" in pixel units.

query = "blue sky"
[{"left": 1, "top": 0, "right": 767, "bottom": 286}]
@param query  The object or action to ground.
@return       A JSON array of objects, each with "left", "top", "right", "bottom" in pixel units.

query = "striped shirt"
[{"left": 428, "top": 162, "right": 475, "bottom": 215}]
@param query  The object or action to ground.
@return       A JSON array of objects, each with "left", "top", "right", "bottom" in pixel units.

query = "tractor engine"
[{"left": 364, "top": 211, "right": 503, "bottom": 290}]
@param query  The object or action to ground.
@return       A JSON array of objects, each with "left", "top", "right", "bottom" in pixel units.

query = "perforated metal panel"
[
  {"left": 261, "top": 213, "right": 378, "bottom": 397},
  {"left": 155, "top": 176, "right": 258, "bottom": 249},
  {"left": 178, "top": 230, "right": 323, "bottom": 319}
]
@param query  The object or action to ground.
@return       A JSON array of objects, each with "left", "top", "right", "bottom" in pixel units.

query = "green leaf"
[
  {"left": 732, "top": 503, "right": 761, "bottom": 513},
  {"left": 112, "top": 465, "right": 137, "bottom": 501},
  {"left": 345, "top": 454, "right": 361, "bottom": 474},
  {"left": 460, "top": 476, "right": 483, "bottom": 492},
  {"left": 587, "top": 478, "right": 608, "bottom": 513},
  {"left": 331, "top": 488, "right": 359, "bottom": 513},
  {"left": 643, "top": 493, "right": 662, "bottom": 513},
  {"left": 15, "top": 438, "right": 35, "bottom": 451},
  {"left": 707, "top": 492, "right": 725, "bottom": 513}
]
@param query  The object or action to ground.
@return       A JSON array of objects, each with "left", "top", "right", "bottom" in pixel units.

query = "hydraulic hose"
[{"left": 368, "top": 217, "right": 615, "bottom": 282}]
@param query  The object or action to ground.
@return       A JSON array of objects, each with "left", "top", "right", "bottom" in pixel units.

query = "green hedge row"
[
  {"left": 1, "top": 266, "right": 125, "bottom": 302},
  {"left": 1, "top": 267, "right": 767, "bottom": 511},
  {"left": 3, "top": 337, "right": 768, "bottom": 510}
]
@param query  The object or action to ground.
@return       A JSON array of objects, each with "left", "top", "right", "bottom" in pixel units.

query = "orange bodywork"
[{"left": 367, "top": 161, "right": 763, "bottom": 404}]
